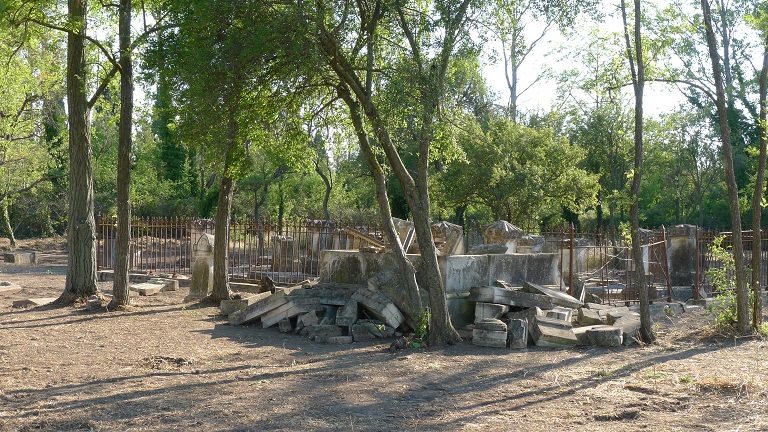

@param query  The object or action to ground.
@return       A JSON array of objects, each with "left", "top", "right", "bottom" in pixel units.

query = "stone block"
[
  {"left": 148, "top": 278, "right": 178, "bottom": 292},
  {"left": 573, "top": 325, "right": 604, "bottom": 346},
  {"left": 546, "top": 306, "right": 573, "bottom": 322},
  {"left": 351, "top": 321, "right": 395, "bottom": 341},
  {"left": 613, "top": 314, "right": 642, "bottom": 345},
  {"left": 522, "top": 282, "right": 583, "bottom": 309},
  {"left": 351, "top": 288, "right": 404, "bottom": 329},
  {"left": 530, "top": 315, "right": 577, "bottom": 348},
  {"left": 305, "top": 325, "right": 343, "bottom": 342},
  {"left": 0, "top": 282, "right": 22, "bottom": 295},
  {"left": 129, "top": 282, "right": 163, "bottom": 296},
  {"left": 229, "top": 289, "right": 295, "bottom": 326},
  {"left": 261, "top": 298, "right": 320, "bottom": 328},
  {"left": 278, "top": 318, "right": 293, "bottom": 333},
  {"left": 4, "top": 251, "right": 36, "bottom": 264},
  {"left": 220, "top": 292, "right": 270, "bottom": 316},
  {"left": 367, "top": 268, "right": 420, "bottom": 329},
  {"left": 475, "top": 318, "right": 508, "bottom": 332},
  {"left": 85, "top": 296, "right": 102, "bottom": 311},
  {"left": 472, "top": 329, "right": 508, "bottom": 348},
  {"left": 604, "top": 310, "right": 638, "bottom": 325},
  {"left": 475, "top": 302, "right": 510, "bottom": 323},
  {"left": 12, "top": 297, "right": 56, "bottom": 308},
  {"left": 507, "top": 319, "right": 528, "bottom": 349},
  {"left": 578, "top": 307, "right": 604, "bottom": 326},
  {"left": 469, "top": 286, "right": 555, "bottom": 309},
  {"left": 586, "top": 325, "right": 623, "bottom": 347},
  {"left": 336, "top": 299, "right": 358, "bottom": 326}
]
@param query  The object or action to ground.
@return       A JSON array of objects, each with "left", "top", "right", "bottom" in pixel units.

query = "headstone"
[
  {"left": 189, "top": 233, "right": 214, "bottom": 300},
  {"left": 432, "top": 221, "right": 465, "bottom": 255},
  {"left": 336, "top": 299, "right": 358, "bottom": 326},
  {"left": 482, "top": 221, "right": 523, "bottom": 253},
  {"left": 507, "top": 319, "right": 528, "bottom": 349},
  {"left": 272, "top": 235, "right": 300, "bottom": 273},
  {"left": 666, "top": 224, "right": 698, "bottom": 286}
]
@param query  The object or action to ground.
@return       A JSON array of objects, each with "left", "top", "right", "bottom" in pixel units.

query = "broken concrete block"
[
  {"left": 220, "top": 292, "right": 270, "bottom": 316},
  {"left": 521, "top": 282, "right": 583, "bottom": 309},
  {"left": 530, "top": 315, "right": 577, "bottom": 348},
  {"left": 12, "top": 297, "right": 56, "bottom": 308},
  {"left": 278, "top": 318, "right": 293, "bottom": 333},
  {"left": 0, "top": 282, "right": 22, "bottom": 296},
  {"left": 351, "top": 288, "right": 404, "bottom": 329},
  {"left": 351, "top": 320, "right": 396, "bottom": 341},
  {"left": 604, "top": 309, "right": 638, "bottom": 325},
  {"left": 545, "top": 306, "right": 573, "bottom": 322},
  {"left": 336, "top": 299, "right": 358, "bottom": 326},
  {"left": 613, "top": 314, "right": 642, "bottom": 345},
  {"left": 229, "top": 289, "right": 295, "bottom": 326},
  {"left": 472, "top": 318, "right": 508, "bottom": 348},
  {"left": 578, "top": 307, "right": 604, "bottom": 326},
  {"left": 475, "top": 302, "right": 510, "bottom": 323},
  {"left": 327, "top": 336, "right": 354, "bottom": 344},
  {"left": 574, "top": 325, "right": 604, "bottom": 346},
  {"left": 299, "top": 310, "right": 320, "bottom": 328},
  {"left": 4, "top": 251, "right": 36, "bottom": 264},
  {"left": 261, "top": 298, "right": 320, "bottom": 328},
  {"left": 129, "top": 281, "right": 163, "bottom": 296},
  {"left": 147, "top": 278, "right": 178, "bottom": 292},
  {"left": 304, "top": 325, "right": 343, "bottom": 342},
  {"left": 586, "top": 325, "right": 623, "bottom": 347},
  {"left": 507, "top": 319, "right": 528, "bottom": 349}
]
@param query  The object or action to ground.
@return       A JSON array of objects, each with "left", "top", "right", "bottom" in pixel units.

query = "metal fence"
[{"left": 96, "top": 217, "right": 383, "bottom": 284}]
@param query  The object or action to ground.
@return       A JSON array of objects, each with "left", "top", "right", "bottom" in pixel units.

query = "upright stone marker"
[
  {"left": 188, "top": 233, "right": 214, "bottom": 300},
  {"left": 482, "top": 221, "right": 523, "bottom": 254},
  {"left": 667, "top": 224, "right": 697, "bottom": 287}
]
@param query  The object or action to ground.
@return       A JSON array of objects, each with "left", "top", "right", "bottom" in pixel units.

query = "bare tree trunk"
[
  {"left": 211, "top": 174, "right": 233, "bottom": 302},
  {"left": 0, "top": 199, "right": 16, "bottom": 249},
  {"left": 60, "top": 0, "right": 99, "bottom": 303},
  {"left": 701, "top": 0, "right": 749, "bottom": 333},
  {"left": 110, "top": 0, "right": 133, "bottom": 309},
  {"left": 622, "top": 0, "right": 654, "bottom": 343},
  {"left": 751, "top": 39, "right": 768, "bottom": 329}
]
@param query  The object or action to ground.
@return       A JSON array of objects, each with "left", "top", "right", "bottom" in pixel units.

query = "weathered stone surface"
[
  {"left": 351, "top": 321, "right": 395, "bottom": 341},
  {"left": 12, "top": 297, "right": 56, "bottom": 308},
  {"left": 335, "top": 299, "right": 358, "bottom": 326},
  {"left": 261, "top": 298, "right": 320, "bottom": 328},
  {"left": 367, "top": 268, "right": 419, "bottom": 329},
  {"left": 604, "top": 309, "right": 637, "bottom": 325},
  {"left": 522, "top": 282, "right": 583, "bottom": 309},
  {"left": 475, "top": 318, "right": 508, "bottom": 332},
  {"left": 469, "top": 286, "right": 555, "bottom": 309},
  {"left": 483, "top": 220, "right": 523, "bottom": 243},
  {"left": 129, "top": 281, "right": 164, "bottom": 296},
  {"left": 286, "top": 286, "right": 355, "bottom": 305},
  {"left": 189, "top": 244, "right": 214, "bottom": 300},
  {"left": 506, "top": 307, "right": 543, "bottom": 328},
  {"left": 530, "top": 315, "right": 576, "bottom": 348},
  {"left": 298, "top": 310, "right": 320, "bottom": 328},
  {"left": 351, "top": 288, "right": 404, "bottom": 329},
  {"left": 148, "top": 278, "right": 178, "bottom": 292},
  {"left": 278, "top": 318, "right": 293, "bottom": 333},
  {"left": 507, "top": 319, "right": 528, "bottom": 349},
  {"left": 229, "top": 289, "right": 295, "bottom": 326},
  {"left": 475, "top": 302, "right": 510, "bottom": 323},
  {"left": 613, "top": 314, "right": 642, "bottom": 345},
  {"left": 304, "top": 325, "right": 343, "bottom": 342},
  {"left": 472, "top": 329, "right": 508, "bottom": 348},
  {"left": 573, "top": 325, "right": 604, "bottom": 346},
  {"left": 327, "top": 336, "right": 354, "bottom": 344},
  {"left": 85, "top": 296, "right": 102, "bottom": 311},
  {"left": 432, "top": 221, "right": 465, "bottom": 256},
  {"left": 220, "top": 292, "right": 270, "bottom": 316},
  {"left": 585, "top": 302, "right": 612, "bottom": 310},
  {"left": 467, "top": 243, "right": 509, "bottom": 255},
  {"left": 4, "top": 251, "right": 36, "bottom": 264},
  {"left": 0, "top": 282, "right": 22, "bottom": 295},
  {"left": 578, "top": 307, "right": 604, "bottom": 326},
  {"left": 586, "top": 325, "right": 623, "bottom": 347},
  {"left": 545, "top": 306, "right": 573, "bottom": 323}
]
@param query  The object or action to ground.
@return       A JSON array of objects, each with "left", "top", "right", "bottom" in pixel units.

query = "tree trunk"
[
  {"left": 60, "top": 0, "right": 99, "bottom": 303},
  {"left": 211, "top": 174, "right": 234, "bottom": 302},
  {"left": 109, "top": 0, "right": 133, "bottom": 309},
  {"left": 751, "top": 39, "right": 768, "bottom": 329},
  {"left": 622, "top": 0, "right": 654, "bottom": 343},
  {"left": 315, "top": 164, "right": 332, "bottom": 221},
  {"left": 0, "top": 199, "right": 16, "bottom": 249},
  {"left": 701, "top": 0, "right": 749, "bottom": 333}
]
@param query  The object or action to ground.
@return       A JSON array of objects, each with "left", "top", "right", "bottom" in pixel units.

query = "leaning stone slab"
[
  {"left": 229, "top": 289, "right": 296, "bottom": 326},
  {"left": 335, "top": 299, "right": 358, "bottom": 326},
  {"left": 351, "top": 320, "right": 396, "bottom": 341},
  {"left": 0, "top": 282, "right": 22, "bottom": 296},
  {"left": 220, "top": 292, "right": 271, "bottom": 316},
  {"left": 475, "top": 302, "right": 510, "bottom": 323},
  {"left": 578, "top": 307, "right": 604, "bottom": 326},
  {"left": 530, "top": 315, "right": 577, "bottom": 348},
  {"left": 261, "top": 298, "right": 320, "bottom": 328},
  {"left": 522, "top": 282, "right": 583, "bottom": 309},
  {"left": 586, "top": 325, "right": 623, "bottom": 347},
  {"left": 351, "top": 288, "right": 404, "bottom": 329},
  {"left": 469, "top": 286, "right": 555, "bottom": 310},
  {"left": 4, "top": 251, "right": 36, "bottom": 264},
  {"left": 613, "top": 314, "right": 642, "bottom": 346},
  {"left": 13, "top": 297, "right": 56, "bottom": 308},
  {"left": 507, "top": 319, "right": 528, "bottom": 349},
  {"left": 286, "top": 286, "right": 355, "bottom": 306},
  {"left": 367, "top": 268, "right": 420, "bottom": 329}
]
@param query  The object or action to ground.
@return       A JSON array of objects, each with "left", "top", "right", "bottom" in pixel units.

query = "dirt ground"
[{"left": 0, "top": 238, "right": 767, "bottom": 432}]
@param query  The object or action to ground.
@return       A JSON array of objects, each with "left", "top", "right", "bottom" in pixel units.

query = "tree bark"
[
  {"left": 701, "top": 0, "right": 749, "bottom": 333},
  {"left": 60, "top": 0, "right": 99, "bottom": 303},
  {"left": 751, "top": 38, "right": 768, "bottom": 329},
  {"left": 622, "top": 0, "right": 654, "bottom": 343},
  {"left": 211, "top": 174, "right": 234, "bottom": 302},
  {"left": 0, "top": 199, "right": 16, "bottom": 249},
  {"left": 109, "top": 0, "right": 133, "bottom": 309}
]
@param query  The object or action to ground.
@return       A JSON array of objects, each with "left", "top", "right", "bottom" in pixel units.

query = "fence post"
[
  {"left": 569, "top": 223, "right": 574, "bottom": 296},
  {"left": 694, "top": 226, "right": 700, "bottom": 301}
]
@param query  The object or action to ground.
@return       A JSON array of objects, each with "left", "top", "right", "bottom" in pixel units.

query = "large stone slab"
[
  {"left": 578, "top": 307, "right": 604, "bottom": 326},
  {"left": 229, "top": 288, "right": 297, "bottom": 325},
  {"left": 586, "top": 325, "right": 623, "bottom": 347},
  {"left": 472, "top": 329, "right": 508, "bottom": 348},
  {"left": 475, "top": 302, "right": 510, "bottom": 323},
  {"left": 545, "top": 306, "right": 573, "bottom": 322},
  {"left": 522, "top": 282, "right": 583, "bottom": 309},
  {"left": 469, "top": 286, "right": 555, "bottom": 310},
  {"left": 129, "top": 281, "right": 165, "bottom": 296},
  {"left": 367, "top": 268, "right": 419, "bottom": 329},
  {"left": 335, "top": 299, "right": 359, "bottom": 326},
  {"left": 507, "top": 319, "right": 528, "bottom": 349},
  {"left": 12, "top": 297, "right": 56, "bottom": 308},
  {"left": 351, "top": 288, "right": 404, "bottom": 329},
  {"left": 613, "top": 314, "right": 642, "bottom": 346},
  {"left": 220, "top": 292, "right": 271, "bottom": 316},
  {"left": 261, "top": 298, "right": 321, "bottom": 328},
  {"left": 574, "top": 325, "right": 605, "bottom": 346},
  {"left": 530, "top": 315, "right": 577, "bottom": 348}
]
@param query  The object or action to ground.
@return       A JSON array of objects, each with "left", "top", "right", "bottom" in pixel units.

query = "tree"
[{"left": 700, "top": 0, "right": 749, "bottom": 333}]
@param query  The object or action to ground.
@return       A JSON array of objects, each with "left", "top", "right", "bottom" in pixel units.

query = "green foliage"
[
  {"left": 705, "top": 235, "right": 752, "bottom": 334},
  {"left": 409, "top": 308, "right": 431, "bottom": 349}
]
